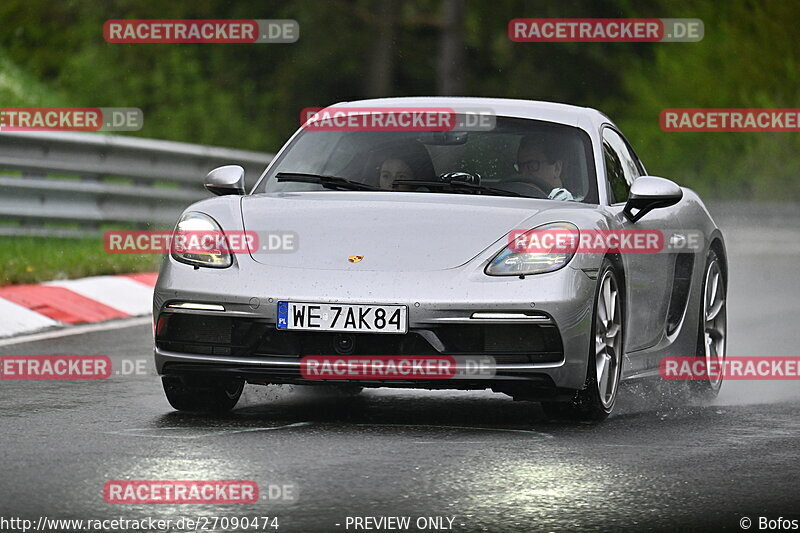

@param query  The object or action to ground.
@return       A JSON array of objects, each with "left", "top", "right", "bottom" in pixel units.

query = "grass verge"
[{"left": 0, "top": 237, "right": 161, "bottom": 285}]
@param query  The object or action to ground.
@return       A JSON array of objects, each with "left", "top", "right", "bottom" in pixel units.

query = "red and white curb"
[{"left": 0, "top": 273, "right": 156, "bottom": 339}]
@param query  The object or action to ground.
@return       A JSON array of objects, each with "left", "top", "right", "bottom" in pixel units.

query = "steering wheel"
[{"left": 497, "top": 180, "right": 549, "bottom": 199}]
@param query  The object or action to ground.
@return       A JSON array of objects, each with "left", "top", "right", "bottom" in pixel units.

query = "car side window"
[
  {"left": 603, "top": 136, "right": 627, "bottom": 204},
  {"left": 602, "top": 128, "right": 641, "bottom": 204}
]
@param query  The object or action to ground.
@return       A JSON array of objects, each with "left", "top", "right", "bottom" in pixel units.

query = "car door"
[{"left": 601, "top": 127, "right": 681, "bottom": 357}]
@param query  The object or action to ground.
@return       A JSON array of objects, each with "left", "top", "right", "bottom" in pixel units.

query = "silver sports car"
[{"left": 153, "top": 97, "right": 727, "bottom": 421}]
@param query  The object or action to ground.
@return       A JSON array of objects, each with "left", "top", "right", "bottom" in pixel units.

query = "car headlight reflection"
[
  {"left": 170, "top": 212, "right": 232, "bottom": 268},
  {"left": 485, "top": 222, "right": 578, "bottom": 276}
]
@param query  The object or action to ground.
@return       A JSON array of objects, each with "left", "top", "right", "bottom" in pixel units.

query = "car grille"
[{"left": 156, "top": 314, "right": 564, "bottom": 364}]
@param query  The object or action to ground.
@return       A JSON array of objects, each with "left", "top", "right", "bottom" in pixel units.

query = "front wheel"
[
  {"left": 689, "top": 249, "right": 727, "bottom": 400},
  {"left": 162, "top": 376, "right": 244, "bottom": 413},
  {"left": 543, "top": 259, "right": 624, "bottom": 422}
]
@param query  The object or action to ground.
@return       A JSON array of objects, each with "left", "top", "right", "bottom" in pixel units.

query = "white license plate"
[{"left": 277, "top": 302, "right": 408, "bottom": 333}]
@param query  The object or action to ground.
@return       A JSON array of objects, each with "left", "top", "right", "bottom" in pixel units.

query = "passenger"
[
  {"left": 378, "top": 158, "right": 415, "bottom": 190},
  {"left": 368, "top": 139, "right": 436, "bottom": 191}
]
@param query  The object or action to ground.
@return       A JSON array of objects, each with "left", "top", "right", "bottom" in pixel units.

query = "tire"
[
  {"left": 542, "top": 258, "right": 624, "bottom": 422},
  {"left": 689, "top": 248, "right": 727, "bottom": 400},
  {"left": 162, "top": 375, "right": 244, "bottom": 413}
]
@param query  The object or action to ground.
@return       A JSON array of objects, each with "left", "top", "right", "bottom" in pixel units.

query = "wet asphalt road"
[{"left": 1, "top": 215, "right": 799, "bottom": 532}]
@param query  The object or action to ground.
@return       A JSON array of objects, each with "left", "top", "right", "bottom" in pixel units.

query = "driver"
[{"left": 515, "top": 135, "right": 574, "bottom": 201}]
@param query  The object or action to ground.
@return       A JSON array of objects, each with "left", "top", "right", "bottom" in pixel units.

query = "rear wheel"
[
  {"left": 689, "top": 249, "right": 726, "bottom": 399},
  {"left": 162, "top": 376, "right": 244, "bottom": 413},
  {"left": 543, "top": 259, "right": 624, "bottom": 422}
]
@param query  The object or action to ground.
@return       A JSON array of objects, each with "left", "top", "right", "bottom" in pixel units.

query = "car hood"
[{"left": 242, "top": 192, "right": 580, "bottom": 272}]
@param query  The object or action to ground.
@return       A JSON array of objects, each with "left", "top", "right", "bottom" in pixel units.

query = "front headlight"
[
  {"left": 485, "top": 222, "right": 578, "bottom": 276},
  {"left": 170, "top": 212, "right": 232, "bottom": 268}
]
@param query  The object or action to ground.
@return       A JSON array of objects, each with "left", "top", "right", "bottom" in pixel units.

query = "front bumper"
[{"left": 153, "top": 256, "right": 597, "bottom": 391}]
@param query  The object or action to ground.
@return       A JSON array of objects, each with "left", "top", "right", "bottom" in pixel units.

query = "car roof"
[{"left": 329, "top": 97, "right": 613, "bottom": 132}]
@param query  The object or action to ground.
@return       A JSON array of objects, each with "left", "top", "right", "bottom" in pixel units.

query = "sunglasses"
[{"left": 514, "top": 158, "right": 554, "bottom": 173}]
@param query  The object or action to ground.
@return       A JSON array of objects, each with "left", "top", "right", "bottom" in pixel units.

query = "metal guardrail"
[
  {"left": 706, "top": 202, "right": 800, "bottom": 256},
  {"left": 0, "top": 131, "right": 273, "bottom": 237},
  {"left": 0, "top": 133, "right": 792, "bottom": 241},
  {"left": 706, "top": 201, "right": 800, "bottom": 227}
]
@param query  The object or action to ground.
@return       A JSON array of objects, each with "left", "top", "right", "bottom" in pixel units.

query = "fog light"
[
  {"left": 471, "top": 312, "right": 545, "bottom": 319},
  {"left": 166, "top": 302, "right": 226, "bottom": 311}
]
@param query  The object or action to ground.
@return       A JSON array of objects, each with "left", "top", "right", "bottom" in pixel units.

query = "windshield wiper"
[
  {"left": 394, "top": 180, "right": 524, "bottom": 197},
  {"left": 276, "top": 172, "right": 377, "bottom": 191}
]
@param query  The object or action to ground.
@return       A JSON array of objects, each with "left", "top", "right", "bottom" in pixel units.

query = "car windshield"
[{"left": 254, "top": 116, "right": 597, "bottom": 203}]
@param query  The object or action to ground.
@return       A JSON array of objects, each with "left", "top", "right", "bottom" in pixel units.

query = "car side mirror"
[
  {"left": 623, "top": 176, "right": 683, "bottom": 223},
  {"left": 205, "top": 165, "right": 245, "bottom": 196}
]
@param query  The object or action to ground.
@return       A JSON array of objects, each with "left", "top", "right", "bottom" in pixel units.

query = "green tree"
[{"left": 615, "top": 0, "right": 800, "bottom": 200}]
